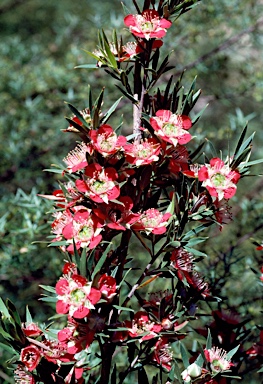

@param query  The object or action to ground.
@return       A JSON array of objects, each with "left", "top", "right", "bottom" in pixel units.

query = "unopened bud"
[{"left": 181, "top": 363, "right": 202, "bottom": 382}]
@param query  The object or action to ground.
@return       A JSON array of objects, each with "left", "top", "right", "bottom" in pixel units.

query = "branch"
[{"left": 174, "top": 17, "right": 263, "bottom": 76}]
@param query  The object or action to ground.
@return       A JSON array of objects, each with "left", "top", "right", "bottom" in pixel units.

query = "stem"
[
  {"left": 100, "top": 341, "right": 116, "bottom": 384},
  {"left": 121, "top": 240, "right": 168, "bottom": 308}
]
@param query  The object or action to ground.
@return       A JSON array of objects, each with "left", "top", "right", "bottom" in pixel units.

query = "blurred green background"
[{"left": 0, "top": 0, "right": 263, "bottom": 382}]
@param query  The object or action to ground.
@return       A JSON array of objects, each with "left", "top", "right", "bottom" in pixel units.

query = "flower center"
[
  {"left": 97, "top": 133, "right": 116, "bottom": 151},
  {"left": 71, "top": 288, "right": 86, "bottom": 303},
  {"left": 212, "top": 173, "right": 226, "bottom": 187},
  {"left": 163, "top": 122, "right": 177, "bottom": 136},
  {"left": 90, "top": 180, "right": 109, "bottom": 194},
  {"left": 78, "top": 225, "right": 93, "bottom": 240}
]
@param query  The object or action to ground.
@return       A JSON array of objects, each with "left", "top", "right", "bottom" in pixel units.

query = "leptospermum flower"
[
  {"left": 76, "top": 163, "right": 120, "bottom": 204},
  {"left": 204, "top": 347, "right": 233, "bottom": 373},
  {"left": 153, "top": 338, "right": 173, "bottom": 371},
  {"left": 150, "top": 110, "right": 192, "bottom": 146},
  {"left": 52, "top": 206, "right": 103, "bottom": 252},
  {"left": 129, "top": 208, "right": 171, "bottom": 235},
  {"left": 198, "top": 158, "right": 240, "bottom": 200},
  {"left": 58, "top": 318, "right": 95, "bottom": 354},
  {"left": 125, "top": 311, "right": 162, "bottom": 342},
  {"left": 20, "top": 345, "right": 42, "bottom": 372},
  {"left": 93, "top": 195, "right": 134, "bottom": 231},
  {"left": 14, "top": 365, "right": 36, "bottom": 383},
  {"left": 56, "top": 274, "right": 101, "bottom": 318},
  {"left": 89, "top": 124, "right": 126, "bottom": 157},
  {"left": 63, "top": 142, "right": 91, "bottom": 173},
  {"left": 124, "top": 9, "right": 172, "bottom": 40},
  {"left": 97, "top": 274, "right": 117, "bottom": 300},
  {"left": 123, "top": 138, "right": 161, "bottom": 166}
]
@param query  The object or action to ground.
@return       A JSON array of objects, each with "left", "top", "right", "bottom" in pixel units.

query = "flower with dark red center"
[
  {"left": 76, "top": 163, "right": 120, "bottom": 204},
  {"left": 90, "top": 124, "right": 126, "bottom": 157},
  {"left": 198, "top": 158, "right": 240, "bottom": 200},
  {"left": 150, "top": 110, "right": 192, "bottom": 146},
  {"left": 20, "top": 345, "right": 42, "bottom": 372},
  {"left": 124, "top": 9, "right": 172, "bottom": 40},
  {"left": 93, "top": 195, "right": 134, "bottom": 231},
  {"left": 124, "top": 138, "right": 160, "bottom": 166},
  {"left": 55, "top": 274, "right": 101, "bottom": 318},
  {"left": 153, "top": 337, "right": 173, "bottom": 371},
  {"left": 125, "top": 311, "right": 162, "bottom": 342}
]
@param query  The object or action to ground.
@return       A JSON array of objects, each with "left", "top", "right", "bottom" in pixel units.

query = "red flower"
[
  {"left": 93, "top": 195, "right": 134, "bottom": 231},
  {"left": 97, "top": 274, "right": 117, "bottom": 300},
  {"left": 52, "top": 206, "right": 103, "bottom": 252},
  {"left": 14, "top": 365, "right": 36, "bottom": 383},
  {"left": 20, "top": 345, "right": 41, "bottom": 372},
  {"left": 76, "top": 163, "right": 120, "bottom": 204},
  {"left": 204, "top": 347, "right": 233, "bottom": 372},
  {"left": 22, "top": 323, "right": 42, "bottom": 338},
  {"left": 63, "top": 142, "right": 91, "bottom": 173},
  {"left": 55, "top": 274, "right": 101, "bottom": 318},
  {"left": 153, "top": 337, "right": 173, "bottom": 371},
  {"left": 89, "top": 124, "right": 126, "bottom": 157},
  {"left": 129, "top": 208, "right": 171, "bottom": 235},
  {"left": 150, "top": 110, "right": 192, "bottom": 146},
  {"left": 125, "top": 311, "right": 162, "bottom": 342},
  {"left": 124, "top": 138, "right": 161, "bottom": 166},
  {"left": 58, "top": 319, "right": 95, "bottom": 354},
  {"left": 124, "top": 9, "right": 172, "bottom": 40},
  {"left": 198, "top": 158, "right": 240, "bottom": 200}
]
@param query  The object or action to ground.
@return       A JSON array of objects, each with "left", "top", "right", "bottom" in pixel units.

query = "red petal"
[
  {"left": 56, "top": 300, "right": 69, "bottom": 314},
  {"left": 88, "top": 288, "right": 101, "bottom": 304}
]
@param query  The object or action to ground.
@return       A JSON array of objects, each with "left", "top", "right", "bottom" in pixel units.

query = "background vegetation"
[{"left": 0, "top": 0, "right": 262, "bottom": 382}]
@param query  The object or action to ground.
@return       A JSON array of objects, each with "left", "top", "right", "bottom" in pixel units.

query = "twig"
[{"left": 133, "top": 85, "right": 145, "bottom": 142}]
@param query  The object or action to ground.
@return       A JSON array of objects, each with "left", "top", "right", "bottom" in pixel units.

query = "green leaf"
[
  {"left": 39, "top": 297, "right": 57, "bottom": 303},
  {"left": 26, "top": 306, "right": 33, "bottom": 323},
  {"left": 233, "top": 124, "right": 247, "bottom": 157},
  {"left": 39, "top": 285, "right": 56, "bottom": 294},
  {"left": 0, "top": 297, "right": 10, "bottom": 318},
  {"left": 226, "top": 344, "right": 239, "bottom": 360},
  {"left": 182, "top": 222, "right": 213, "bottom": 240},
  {"left": 75, "top": 64, "right": 99, "bottom": 69},
  {"left": 180, "top": 341, "right": 190, "bottom": 368},
  {"left": 92, "top": 242, "right": 112, "bottom": 279},
  {"left": 80, "top": 247, "right": 87, "bottom": 276},
  {"left": 101, "top": 97, "right": 123, "bottom": 124},
  {"left": 186, "top": 237, "right": 208, "bottom": 247},
  {"left": 82, "top": 48, "right": 102, "bottom": 62},
  {"left": 115, "top": 85, "right": 139, "bottom": 103},
  {"left": 206, "top": 328, "right": 212, "bottom": 350},
  {"left": 65, "top": 102, "right": 90, "bottom": 128},
  {"left": 113, "top": 305, "right": 134, "bottom": 312},
  {"left": 6, "top": 299, "right": 21, "bottom": 326}
]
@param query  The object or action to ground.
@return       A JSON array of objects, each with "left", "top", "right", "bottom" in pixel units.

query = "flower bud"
[{"left": 181, "top": 363, "right": 202, "bottom": 382}]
